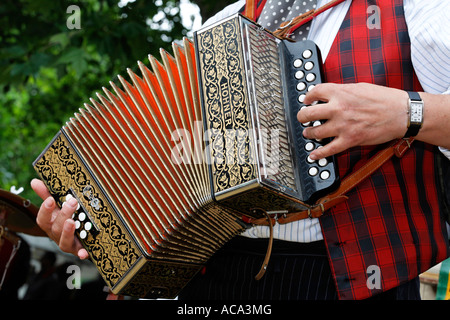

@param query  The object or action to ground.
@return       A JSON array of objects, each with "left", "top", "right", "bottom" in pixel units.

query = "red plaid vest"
[
  {"left": 245, "top": 0, "right": 449, "bottom": 300},
  {"left": 320, "top": 0, "right": 448, "bottom": 300}
]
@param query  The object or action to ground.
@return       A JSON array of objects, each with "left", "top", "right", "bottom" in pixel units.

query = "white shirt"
[{"left": 200, "top": 0, "right": 450, "bottom": 242}]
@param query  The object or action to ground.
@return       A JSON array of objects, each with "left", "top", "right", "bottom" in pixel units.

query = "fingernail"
[
  {"left": 302, "top": 129, "right": 309, "bottom": 139},
  {"left": 44, "top": 197, "right": 55, "bottom": 209},
  {"left": 68, "top": 198, "right": 78, "bottom": 208},
  {"left": 78, "top": 249, "right": 89, "bottom": 260},
  {"left": 64, "top": 219, "right": 75, "bottom": 231}
]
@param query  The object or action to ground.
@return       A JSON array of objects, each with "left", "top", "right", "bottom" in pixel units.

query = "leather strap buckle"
[{"left": 308, "top": 203, "right": 325, "bottom": 219}]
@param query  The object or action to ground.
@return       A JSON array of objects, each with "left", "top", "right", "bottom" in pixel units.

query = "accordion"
[{"left": 33, "top": 14, "right": 339, "bottom": 298}]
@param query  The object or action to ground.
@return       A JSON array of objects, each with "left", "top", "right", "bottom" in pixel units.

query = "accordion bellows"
[
  {"left": 34, "top": 37, "right": 244, "bottom": 298},
  {"left": 33, "top": 14, "right": 338, "bottom": 298}
]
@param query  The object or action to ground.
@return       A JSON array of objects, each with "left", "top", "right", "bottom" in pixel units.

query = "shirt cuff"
[{"left": 439, "top": 147, "right": 450, "bottom": 160}]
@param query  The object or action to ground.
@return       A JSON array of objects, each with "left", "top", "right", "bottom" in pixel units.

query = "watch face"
[{"left": 410, "top": 101, "right": 423, "bottom": 123}]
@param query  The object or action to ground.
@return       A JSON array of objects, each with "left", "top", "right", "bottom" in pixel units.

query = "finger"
[
  {"left": 303, "top": 83, "right": 336, "bottom": 105},
  {"left": 309, "top": 138, "right": 347, "bottom": 160},
  {"left": 302, "top": 120, "right": 336, "bottom": 142},
  {"left": 30, "top": 178, "right": 51, "bottom": 201},
  {"left": 60, "top": 219, "right": 88, "bottom": 259},
  {"left": 297, "top": 102, "right": 333, "bottom": 124},
  {"left": 36, "top": 196, "right": 57, "bottom": 233},
  {"left": 59, "top": 219, "right": 77, "bottom": 253},
  {"left": 77, "top": 248, "right": 89, "bottom": 260},
  {"left": 31, "top": 178, "right": 57, "bottom": 231},
  {"left": 51, "top": 197, "right": 78, "bottom": 240}
]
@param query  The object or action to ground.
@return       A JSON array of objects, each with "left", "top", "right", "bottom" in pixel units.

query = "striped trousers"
[{"left": 177, "top": 236, "right": 421, "bottom": 300}]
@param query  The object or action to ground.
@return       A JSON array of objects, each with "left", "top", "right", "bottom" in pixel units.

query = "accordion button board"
[
  {"left": 280, "top": 39, "right": 339, "bottom": 203},
  {"left": 63, "top": 189, "right": 100, "bottom": 240}
]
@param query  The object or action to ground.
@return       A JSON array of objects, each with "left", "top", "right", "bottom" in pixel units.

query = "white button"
[
  {"left": 308, "top": 84, "right": 315, "bottom": 91},
  {"left": 293, "top": 59, "right": 303, "bottom": 68},
  {"left": 305, "top": 142, "right": 315, "bottom": 151},
  {"left": 80, "top": 230, "right": 87, "bottom": 239},
  {"left": 78, "top": 212, "right": 86, "bottom": 222},
  {"left": 304, "top": 61, "right": 314, "bottom": 70},
  {"left": 298, "top": 94, "right": 306, "bottom": 103},
  {"left": 306, "top": 73, "right": 316, "bottom": 82},
  {"left": 320, "top": 170, "right": 331, "bottom": 180},
  {"left": 75, "top": 220, "right": 81, "bottom": 229},
  {"left": 84, "top": 222, "right": 92, "bottom": 231},
  {"left": 307, "top": 155, "right": 315, "bottom": 163},
  {"left": 302, "top": 49, "right": 312, "bottom": 59},
  {"left": 318, "top": 158, "right": 328, "bottom": 167},
  {"left": 313, "top": 120, "right": 322, "bottom": 127},
  {"left": 295, "top": 70, "right": 305, "bottom": 80},
  {"left": 308, "top": 167, "right": 319, "bottom": 176},
  {"left": 296, "top": 82, "right": 306, "bottom": 91}
]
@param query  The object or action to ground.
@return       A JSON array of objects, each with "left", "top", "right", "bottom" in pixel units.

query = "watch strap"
[
  {"left": 403, "top": 91, "right": 422, "bottom": 138},
  {"left": 407, "top": 91, "right": 421, "bottom": 102}
]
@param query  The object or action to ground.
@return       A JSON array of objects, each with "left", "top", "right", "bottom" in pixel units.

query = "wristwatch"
[{"left": 403, "top": 91, "right": 424, "bottom": 138}]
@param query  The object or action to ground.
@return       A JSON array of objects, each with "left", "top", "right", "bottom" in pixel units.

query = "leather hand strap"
[
  {"left": 253, "top": 209, "right": 273, "bottom": 280},
  {"left": 249, "top": 138, "right": 414, "bottom": 226},
  {"left": 273, "top": 0, "right": 346, "bottom": 38},
  {"left": 243, "top": 0, "right": 259, "bottom": 21}
]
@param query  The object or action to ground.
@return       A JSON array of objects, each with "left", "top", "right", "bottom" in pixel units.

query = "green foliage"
[
  {"left": 190, "top": 0, "right": 230, "bottom": 21},
  {"left": 0, "top": 0, "right": 189, "bottom": 204}
]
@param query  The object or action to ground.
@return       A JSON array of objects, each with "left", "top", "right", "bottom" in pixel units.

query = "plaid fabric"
[{"left": 319, "top": 0, "right": 449, "bottom": 300}]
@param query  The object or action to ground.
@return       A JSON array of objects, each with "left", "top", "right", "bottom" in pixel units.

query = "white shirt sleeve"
[
  {"left": 403, "top": 0, "right": 450, "bottom": 95},
  {"left": 404, "top": 0, "right": 450, "bottom": 159}
]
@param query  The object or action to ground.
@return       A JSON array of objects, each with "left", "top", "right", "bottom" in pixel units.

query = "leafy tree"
[
  {"left": 0, "top": 0, "right": 190, "bottom": 204},
  {"left": 192, "top": 0, "right": 234, "bottom": 21}
]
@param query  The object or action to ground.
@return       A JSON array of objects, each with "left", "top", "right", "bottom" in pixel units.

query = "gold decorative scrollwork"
[
  {"left": 34, "top": 133, "right": 140, "bottom": 288},
  {"left": 198, "top": 17, "right": 257, "bottom": 193}
]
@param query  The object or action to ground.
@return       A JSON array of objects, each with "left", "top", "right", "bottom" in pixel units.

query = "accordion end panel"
[
  {"left": 117, "top": 257, "right": 202, "bottom": 299},
  {"left": 33, "top": 132, "right": 146, "bottom": 294},
  {"left": 33, "top": 131, "right": 215, "bottom": 298}
]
